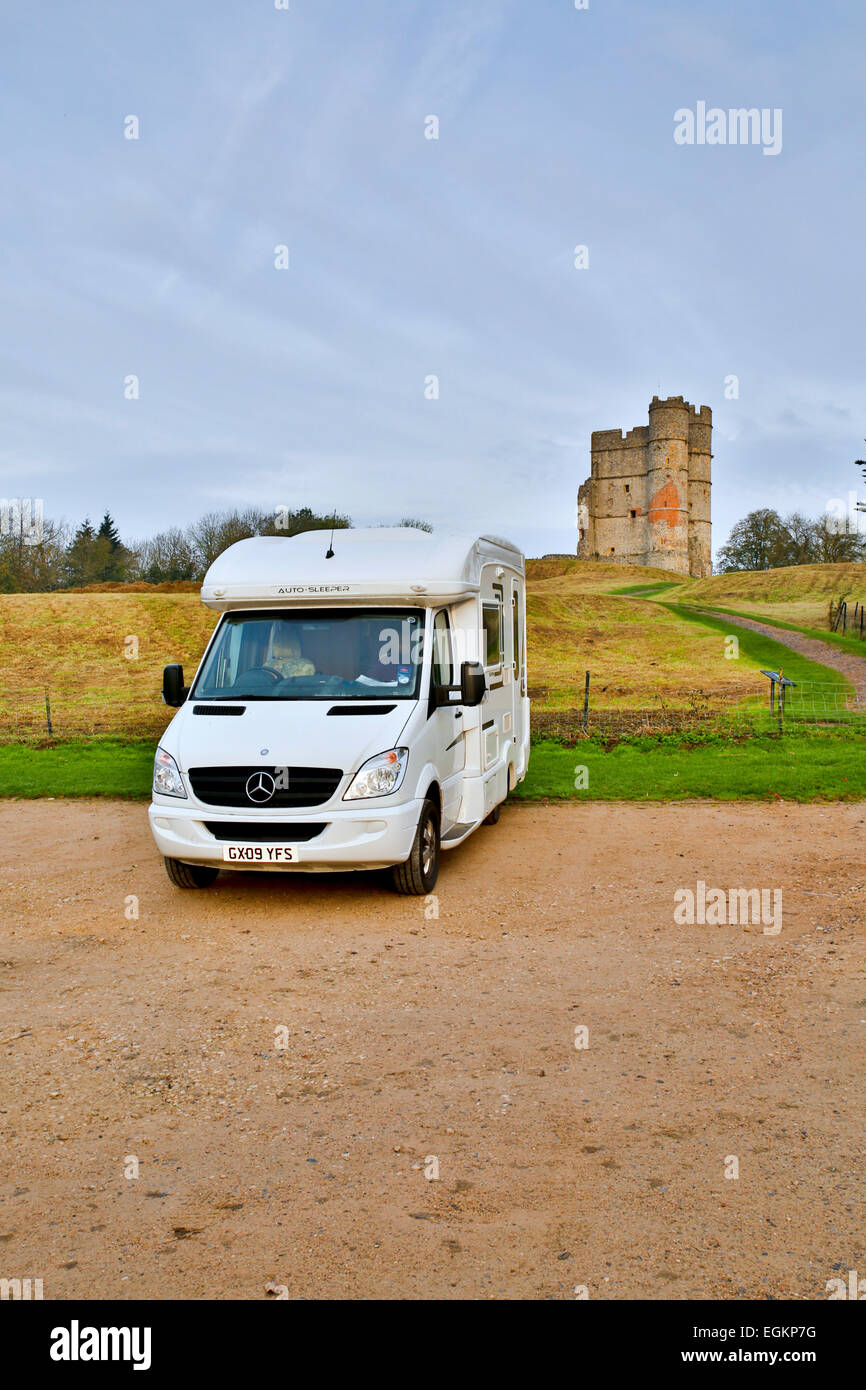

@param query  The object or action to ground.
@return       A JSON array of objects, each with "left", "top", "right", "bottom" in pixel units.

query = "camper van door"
[
  {"left": 430, "top": 607, "right": 465, "bottom": 826},
  {"left": 510, "top": 574, "right": 526, "bottom": 756}
]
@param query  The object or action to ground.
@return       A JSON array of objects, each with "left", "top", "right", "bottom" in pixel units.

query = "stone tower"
[{"left": 576, "top": 396, "right": 712, "bottom": 578}]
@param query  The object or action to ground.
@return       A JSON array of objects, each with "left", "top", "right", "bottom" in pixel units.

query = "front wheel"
[
  {"left": 164, "top": 857, "right": 219, "bottom": 889},
  {"left": 392, "top": 798, "right": 440, "bottom": 895}
]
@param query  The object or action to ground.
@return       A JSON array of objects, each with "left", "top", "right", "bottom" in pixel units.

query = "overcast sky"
[{"left": 1, "top": 0, "right": 864, "bottom": 560}]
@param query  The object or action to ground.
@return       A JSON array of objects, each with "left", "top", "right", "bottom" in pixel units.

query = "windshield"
[{"left": 192, "top": 607, "right": 425, "bottom": 701}]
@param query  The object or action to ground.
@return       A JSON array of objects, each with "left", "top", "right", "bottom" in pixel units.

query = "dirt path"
[
  {"left": 708, "top": 609, "right": 866, "bottom": 703},
  {"left": 1, "top": 799, "right": 864, "bottom": 1301}
]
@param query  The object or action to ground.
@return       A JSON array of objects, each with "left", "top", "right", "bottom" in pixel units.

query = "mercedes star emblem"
[{"left": 246, "top": 770, "right": 276, "bottom": 804}]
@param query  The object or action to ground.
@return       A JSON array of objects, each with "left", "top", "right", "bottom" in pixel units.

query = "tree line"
[
  {"left": 5, "top": 497, "right": 864, "bottom": 589},
  {"left": 716, "top": 508, "right": 866, "bottom": 572},
  {"left": 0, "top": 507, "right": 431, "bottom": 593}
]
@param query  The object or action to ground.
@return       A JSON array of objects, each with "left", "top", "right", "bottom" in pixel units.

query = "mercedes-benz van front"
[{"left": 148, "top": 603, "right": 485, "bottom": 895}]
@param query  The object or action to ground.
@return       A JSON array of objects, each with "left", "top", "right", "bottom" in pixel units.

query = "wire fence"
[
  {"left": 0, "top": 677, "right": 863, "bottom": 745},
  {"left": 530, "top": 678, "right": 866, "bottom": 742},
  {"left": 829, "top": 597, "right": 866, "bottom": 637},
  {"left": 0, "top": 687, "right": 169, "bottom": 742}
]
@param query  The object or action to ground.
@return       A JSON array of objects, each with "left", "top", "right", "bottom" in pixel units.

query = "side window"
[
  {"left": 432, "top": 610, "right": 453, "bottom": 686},
  {"left": 512, "top": 592, "right": 521, "bottom": 679},
  {"left": 482, "top": 601, "right": 503, "bottom": 671}
]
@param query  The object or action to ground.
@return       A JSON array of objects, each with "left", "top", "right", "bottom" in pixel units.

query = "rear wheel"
[
  {"left": 484, "top": 803, "right": 501, "bottom": 825},
  {"left": 164, "top": 857, "right": 219, "bottom": 889},
  {"left": 392, "top": 798, "right": 440, "bottom": 895}
]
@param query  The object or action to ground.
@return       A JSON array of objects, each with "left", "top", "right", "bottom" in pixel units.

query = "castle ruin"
[{"left": 576, "top": 396, "right": 712, "bottom": 578}]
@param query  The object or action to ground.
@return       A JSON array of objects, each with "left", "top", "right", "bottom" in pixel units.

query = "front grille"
[
  {"left": 203, "top": 820, "right": 327, "bottom": 843},
  {"left": 188, "top": 766, "right": 343, "bottom": 808}
]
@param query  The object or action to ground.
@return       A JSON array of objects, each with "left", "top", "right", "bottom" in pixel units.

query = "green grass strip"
[
  {"left": 610, "top": 581, "right": 684, "bottom": 596},
  {"left": 0, "top": 739, "right": 155, "bottom": 798},
  {"left": 2, "top": 730, "right": 866, "bottom": 803},
  {"left": 514, "top": 731, "right": 866, "bottom": 802}
]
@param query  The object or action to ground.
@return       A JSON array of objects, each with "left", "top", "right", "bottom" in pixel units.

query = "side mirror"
[
  {"left": 163, "top": 663, "right": 188, "bottom": 707},
  {"left": 460, "top": 660, "right": 486, "bottom": 707}
]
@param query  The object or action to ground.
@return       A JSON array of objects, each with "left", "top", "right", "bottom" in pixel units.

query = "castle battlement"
[
  {"left": 577, "top": 396, "right": 712, "bottom": 578},
  {"left": 591, "top": 426, "right": 649, "bottom": 449}
]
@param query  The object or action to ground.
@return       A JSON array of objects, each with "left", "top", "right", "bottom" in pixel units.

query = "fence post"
[
  {"left": 44, "top": 687, "right": 54, "bottom": 737},
  {"left": 843, "top": 602, "right": 848, "bottom": 634},
  {"left": 583, "top": 670, "right": 590, "bottom": 732}
]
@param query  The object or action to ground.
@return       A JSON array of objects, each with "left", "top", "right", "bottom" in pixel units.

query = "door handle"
[{"left": 454, "top": 710, "right": 463, "bottom": 718}]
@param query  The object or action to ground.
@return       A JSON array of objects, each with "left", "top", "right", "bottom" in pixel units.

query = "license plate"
[{"left": 222, "top": 844, "right": 299, "bottom": 863}]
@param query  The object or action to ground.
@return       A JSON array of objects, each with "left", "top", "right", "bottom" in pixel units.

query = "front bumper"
[{"left": 148, "top": 797, "right": 421, "bottom": 872}]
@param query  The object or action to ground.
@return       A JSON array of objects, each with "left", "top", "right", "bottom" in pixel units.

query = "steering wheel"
[{"left": 235, "top": 666, "right": 282, "bottom": 690}]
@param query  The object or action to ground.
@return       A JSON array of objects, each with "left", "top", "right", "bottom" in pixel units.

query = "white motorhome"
[{"left": 149, "top": 528, "right": 529, "bottom": 894}]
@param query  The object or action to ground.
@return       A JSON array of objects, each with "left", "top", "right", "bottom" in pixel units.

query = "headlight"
[
  {"left": 153, "top": 747, "right": 187, "bottom": 798},
  {"left": 343, "top": 748, "right": 409, "bottom": 800}
]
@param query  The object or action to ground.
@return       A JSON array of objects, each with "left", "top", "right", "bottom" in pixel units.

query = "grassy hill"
[
  {"left": 0, "top": 561, "right": 860, "bottom": 742},
  {"left": 526, "top": 569, "right": 853, "bottom": 740},
  {"left": 682, "top": 562, "right": 866, "bottom": 628},
  {"left": 524, "top": 561, "right": 765, "bottom": 719},
  {"left": 525, "top": 557, "right": 690, "bottom": 592},
  {"left": 527, "top": 570, "right": 757, "bottom": 709},
  {"left": 0, "top": 592, "right": 214, "bottom": 738}
]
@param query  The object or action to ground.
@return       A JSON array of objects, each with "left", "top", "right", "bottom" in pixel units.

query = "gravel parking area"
[{"left": 1, "top": 798, "right": 863, "bottom": 1300}]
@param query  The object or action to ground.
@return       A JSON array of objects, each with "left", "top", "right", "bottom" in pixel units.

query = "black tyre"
[
  {"left": 484, "top": 803, "right": 501, "bottom": 825},
  {"left": 392, "top": 798, "right": 440, "bottom": 895},
  {"left": 164, "top": 857, "right": 219, "bottom": 889}
]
